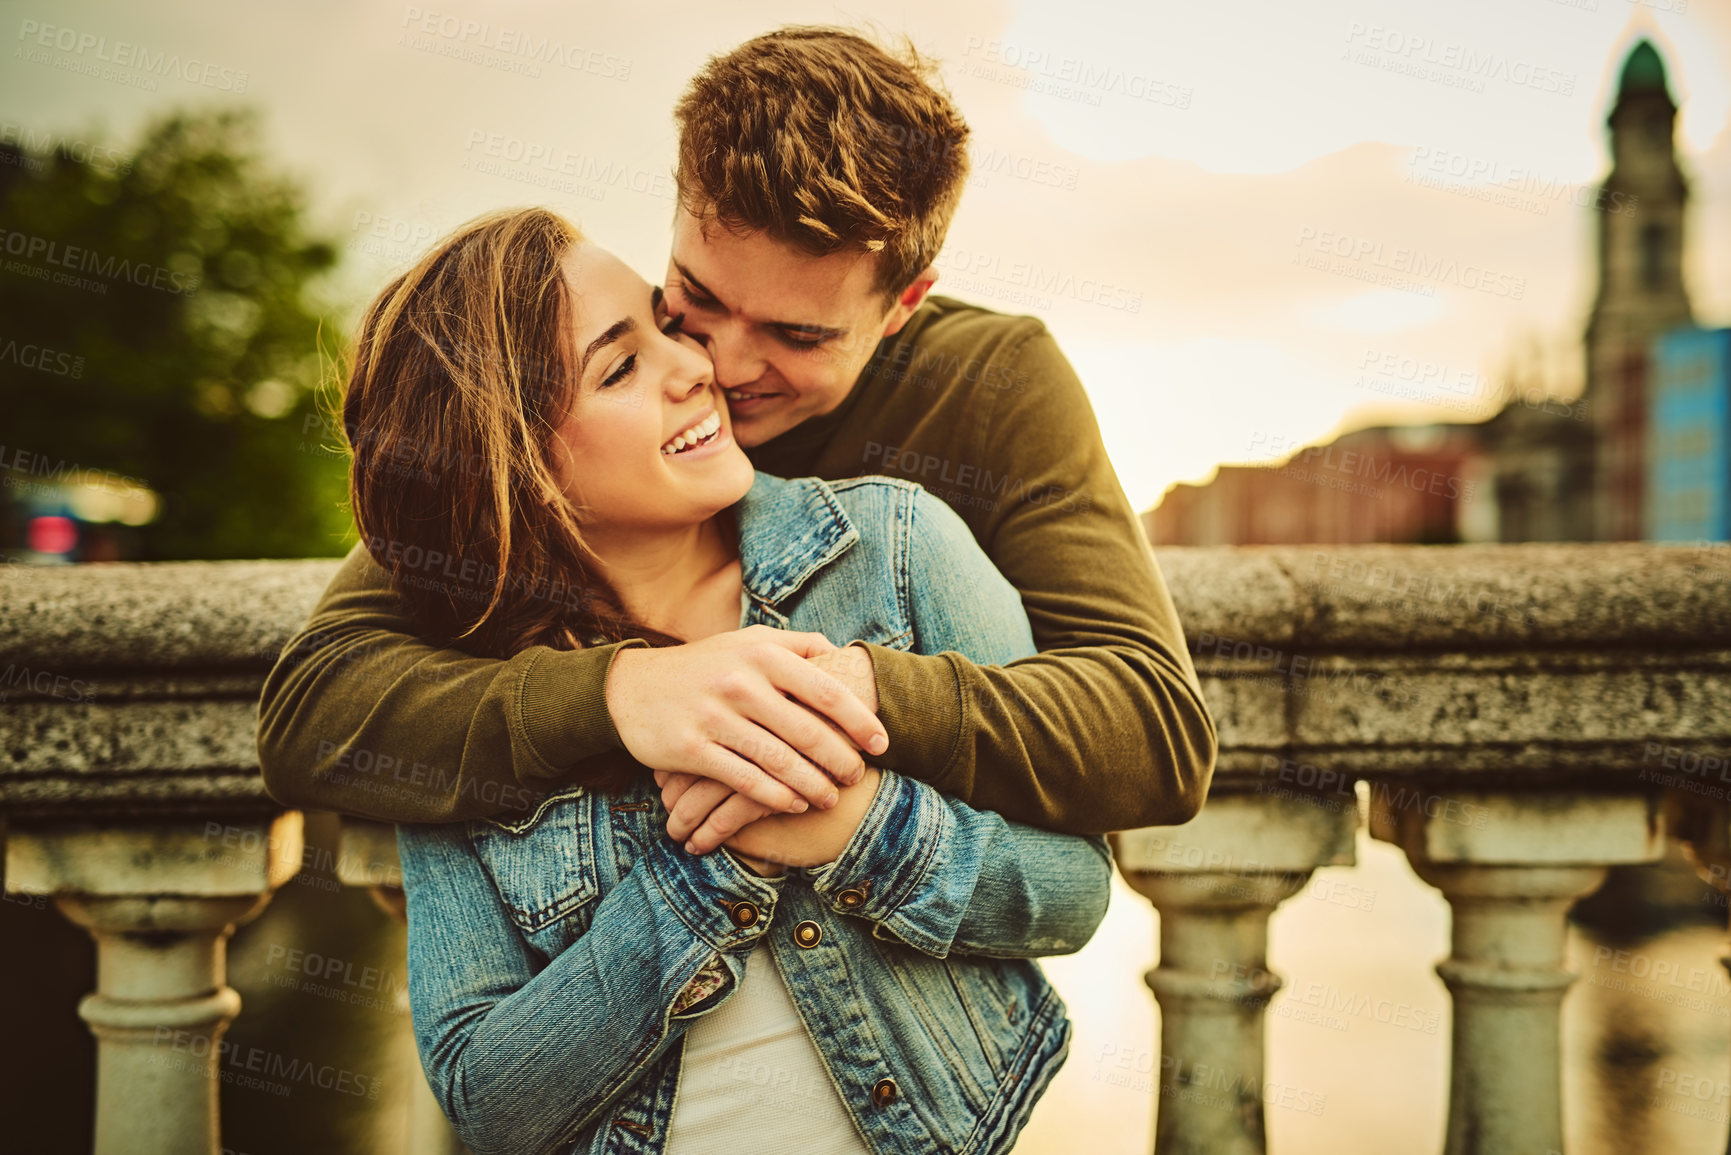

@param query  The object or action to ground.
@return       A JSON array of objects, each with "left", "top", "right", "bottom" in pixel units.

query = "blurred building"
[
  {"left": 1647, "top": 327, "right": 1731, "bottom": 541},
  {"left": 1147, "top": 40, "right": 1696, "bottom": 547},
  {"left": 1146, "top": 423, "right": 1489, "bottom": 546}
]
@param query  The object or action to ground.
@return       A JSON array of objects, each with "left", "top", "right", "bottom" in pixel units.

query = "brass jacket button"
[
  {"left": 794, "top": 920, "right": 823, "bottom": 948},
  {"left": 728, "top": 900, "right": 760, "bottom": 929},
  {"left": 872, "top": 1077, "right": 898, "bottom": 1107},
  {"left": 837, "top": 887, "right": 867, "bottom": 909}
]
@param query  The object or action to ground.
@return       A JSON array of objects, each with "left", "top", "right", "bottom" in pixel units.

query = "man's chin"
[{"left": 727, "top": 409, "right": 796, "bottom": 449}]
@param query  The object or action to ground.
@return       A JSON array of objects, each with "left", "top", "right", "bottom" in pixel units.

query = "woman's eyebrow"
[{"left": 580, "top": 317, "right": 637, "bottom": 373}]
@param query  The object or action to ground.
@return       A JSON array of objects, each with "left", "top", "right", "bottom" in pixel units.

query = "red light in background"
[{"left": 28, "top": 516, "right": 78, "bottom": 555}]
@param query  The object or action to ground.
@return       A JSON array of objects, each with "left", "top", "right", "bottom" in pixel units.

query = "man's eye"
[
  {"left": 677, "top": 282, "right": 716, "bottom": 309},
  {"left": 602, "top": 354, "right": 636, "bottom": 388},
  {"left": 778, "top": 329, "right": 830, "bottom": 349}
]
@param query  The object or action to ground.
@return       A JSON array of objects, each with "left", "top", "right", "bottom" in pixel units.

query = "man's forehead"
[{"left": 671, "top": 210, "right": 878, "bottom": 319}]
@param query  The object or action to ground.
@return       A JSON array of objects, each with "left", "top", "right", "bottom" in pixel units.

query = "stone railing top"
[
  {"left": 2, "top": 543, "right": 1727, "bottom": 816},
  {"left": 3, "top": 543, "right": 1727, "bottom": 672},
  {"left": 1154, "top": 542, "right": 1729, "bottom": 651},
  {"left": 1, "top": 557, "right": 343, "bottom": 670}
]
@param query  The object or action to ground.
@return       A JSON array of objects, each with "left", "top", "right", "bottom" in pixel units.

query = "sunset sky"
[{"left": 6, "top": 0, "right": 1728, "bottom": 512}]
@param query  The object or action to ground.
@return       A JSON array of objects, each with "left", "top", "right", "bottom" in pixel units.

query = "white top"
[{"left": 664, "top": 941, "right": 872, "bottom": 1154}]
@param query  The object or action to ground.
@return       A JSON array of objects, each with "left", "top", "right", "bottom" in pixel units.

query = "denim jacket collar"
[{"left": 734, "top": 471, "right": 859, "bottom": 608}]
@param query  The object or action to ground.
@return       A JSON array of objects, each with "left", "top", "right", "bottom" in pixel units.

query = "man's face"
[{"left": 664, "top": 206, "right": 931, "bottom": 448}]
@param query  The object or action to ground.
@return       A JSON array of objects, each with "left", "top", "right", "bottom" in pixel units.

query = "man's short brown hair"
[{"left": 674, "top": 27, "right": 970, "bottom": 297}]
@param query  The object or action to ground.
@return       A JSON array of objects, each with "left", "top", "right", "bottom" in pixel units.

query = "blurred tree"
[{"left": 0, "top": 108, "right": 354, "bottom": 559}]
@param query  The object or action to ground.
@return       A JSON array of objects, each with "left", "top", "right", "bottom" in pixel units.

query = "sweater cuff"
[
  {"left": 516, "top": 640, "right": 648, "bottom": 780},
  {"left": 856, "top": 644, "right": 966, "bottom": 792}
]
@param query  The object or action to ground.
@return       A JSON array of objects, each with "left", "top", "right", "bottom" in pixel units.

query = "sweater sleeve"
[
  {"left": 861, "top": 332, "right": 1217, "bottom": 833},
  {"left": 257, "top": 542, "right": 645, "bottom": 823}
]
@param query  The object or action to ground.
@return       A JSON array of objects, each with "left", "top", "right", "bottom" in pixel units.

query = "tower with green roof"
[{"left": 1586, "top": 38, "right": 1694, "bottom": 540}]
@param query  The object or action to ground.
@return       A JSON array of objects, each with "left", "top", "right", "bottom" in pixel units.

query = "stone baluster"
[
  {"left": 1113, "top": 787, "right": 1358, "bottom": 1155},
  {"left": 337, "top": 817, "right": 468, "bottom": 1155},
  {"left": 1666, "top": 791, "right": 1731, "bottom": 1155},
  {"left": 1371, "top": 787, "right": 1664, "bottom": 1155},
  {"left": 3, "top": 813, "right": 304, "bottom": 1155}
]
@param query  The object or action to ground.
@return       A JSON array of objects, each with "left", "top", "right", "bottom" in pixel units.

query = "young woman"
[{"left": 343, "top": 208, "right": 1112, "bottom": 1154}]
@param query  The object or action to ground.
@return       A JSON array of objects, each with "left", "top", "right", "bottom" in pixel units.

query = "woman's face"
[{"left": 552, "top": 240, "right": 755, "bottom": 541}]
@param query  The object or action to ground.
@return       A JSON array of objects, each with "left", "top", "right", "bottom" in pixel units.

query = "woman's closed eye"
[{"left": 600, "top": 311, "right": 690, "bottom": 388}]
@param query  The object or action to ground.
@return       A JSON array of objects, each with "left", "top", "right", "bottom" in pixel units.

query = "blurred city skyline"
[{"left": 4, "top": 0, "right": 1727, "bottom": 513}]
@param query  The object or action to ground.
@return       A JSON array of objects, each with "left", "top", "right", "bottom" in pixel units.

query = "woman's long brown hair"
[{"left": 342, "top": 208, "right": 677, "bottom": 667}]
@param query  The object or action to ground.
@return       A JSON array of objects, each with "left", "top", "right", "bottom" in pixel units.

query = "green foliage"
[{"left": 0, "top": 107, "right": 355, "bottom": 559}]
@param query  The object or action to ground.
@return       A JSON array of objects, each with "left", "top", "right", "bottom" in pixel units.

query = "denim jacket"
[{"left": 397, "top": 472, "right": 1115, "bottom": 1155}]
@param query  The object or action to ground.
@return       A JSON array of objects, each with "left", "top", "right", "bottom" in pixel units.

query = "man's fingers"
[
  {"left": 748, "top": 690, "right": 867, "bottom": 788},
  {"left": 666, "top": 778, "right": 734, "bottom": 843},
  {"left": 694, "top": 741, "right": 807, "bottom": 813},
  {"left": 748, "top": 625, "right": 838, "bottom": 658},
  {"left": 690, "top": 794, "right": 776, "bottom": 854},
  {"left": 712, "top": 716, "right": 839, "bottom": 809},
  {"left": 763, "top": 647, "right": 887, "bottom": 761}
]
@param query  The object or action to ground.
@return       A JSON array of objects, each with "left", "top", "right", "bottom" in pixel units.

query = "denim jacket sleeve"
[
  {"left": 807, "top": 769, "right": 1112, "bottom": 958},
  {"left": 396, "top": 819, "right": 782, "bottom": 1155},
  {"left": 810, "top": 486, "right": 1113, "bottom": 959}
]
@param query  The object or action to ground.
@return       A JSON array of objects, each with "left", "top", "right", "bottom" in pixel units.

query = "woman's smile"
[{"left": 659, "top": 408, "right": 726, "bottom": 456}]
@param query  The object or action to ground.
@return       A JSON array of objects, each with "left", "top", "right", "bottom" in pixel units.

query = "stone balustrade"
[{"left": 3, "top": 543, "right": 1728, "bottom": 1154}]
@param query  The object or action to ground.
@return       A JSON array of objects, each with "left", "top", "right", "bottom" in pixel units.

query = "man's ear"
[{"left": 881, "top": 266, "right": 938, "bottom": 337}]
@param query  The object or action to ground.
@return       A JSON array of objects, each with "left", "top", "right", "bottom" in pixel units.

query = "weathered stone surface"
[
  {"left": 0, "top": 558, "right": 342, "bottom": 669},
  {"left": 1156, "top": 541, "right": 1729, "bottom": 649},
  {"left": 0, "top": 546, "right": 1726, "bottom": 814}
]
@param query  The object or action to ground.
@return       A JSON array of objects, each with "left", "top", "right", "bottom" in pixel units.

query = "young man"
[{"left": 258, "top": 27, "right": 1215, "bottom": 848}]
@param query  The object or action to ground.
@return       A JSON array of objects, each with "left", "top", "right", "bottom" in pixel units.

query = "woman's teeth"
[{"left": 660, "top": 410, "right": 722, "bottom": 455}]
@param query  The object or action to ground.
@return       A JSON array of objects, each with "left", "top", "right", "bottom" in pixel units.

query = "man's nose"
[{"left": 704, "top": 323, "right": 769, "bottom": 390}]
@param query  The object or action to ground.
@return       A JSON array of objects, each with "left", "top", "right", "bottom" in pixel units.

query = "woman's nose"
[{"left": 666, "top": 341, "right": 714, "bottom": 400}]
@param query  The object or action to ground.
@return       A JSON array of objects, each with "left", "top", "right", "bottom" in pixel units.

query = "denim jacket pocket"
[{"left": 467, "top": 786, "right": 601, "bottom": 938}]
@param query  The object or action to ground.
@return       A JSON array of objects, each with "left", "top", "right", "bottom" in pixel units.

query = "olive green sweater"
[{"left": 257, "top": 296, "right": 1216, "bottom": 832}]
